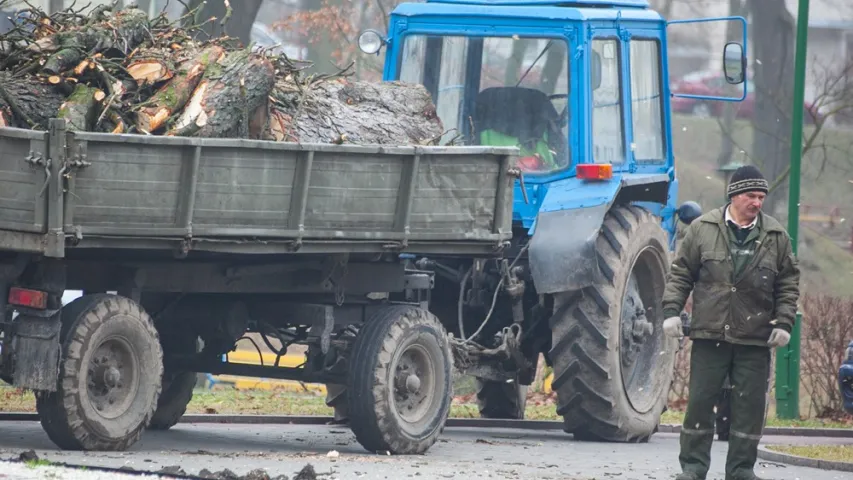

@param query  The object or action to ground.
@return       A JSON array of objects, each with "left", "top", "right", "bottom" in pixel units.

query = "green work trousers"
[{"left": 679, "top": 339, "right": 771, "bottom": 480}]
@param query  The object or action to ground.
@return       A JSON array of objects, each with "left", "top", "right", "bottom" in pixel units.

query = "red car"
[{"left": 670, "top": 71, "right": 821, "bottom": 125}]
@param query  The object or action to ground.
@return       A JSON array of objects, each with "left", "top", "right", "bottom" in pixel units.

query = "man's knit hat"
[{"left": 727, "top": 165, "right": 769, "bottom": 198}]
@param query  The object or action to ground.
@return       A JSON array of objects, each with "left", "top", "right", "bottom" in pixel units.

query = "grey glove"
[
  {"left": 768, "top": 328, "right": 791, "bottom": 348},
  {"left": 663, "top": 316, "right": 683, "bottom": 338}
]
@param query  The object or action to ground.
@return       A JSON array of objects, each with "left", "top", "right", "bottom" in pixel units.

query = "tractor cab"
[
  {"left": 358, "top": 0, "right": 747, "bottom": 227},
  {"left": 354, "top": 1, "right": 750, "bottom": 443}
]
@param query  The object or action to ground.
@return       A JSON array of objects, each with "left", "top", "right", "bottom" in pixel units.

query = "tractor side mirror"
[
  {"left": 591, "top": 51, "right": 602, "bottom": 90},
  {"left": 723, "top": 42, "right": 746, "bottom": 85},
  {"left": 677, "top": 201, "right": 702, "bottom": 225}
]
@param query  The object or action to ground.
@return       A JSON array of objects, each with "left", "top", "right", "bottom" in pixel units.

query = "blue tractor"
[{"left": 346, "top": 0, "right": 747, "bottom": 443}]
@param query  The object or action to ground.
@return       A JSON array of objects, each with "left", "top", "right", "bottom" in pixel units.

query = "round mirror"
[{"left": 358, "top": 30, "right": 384, "bottom": 55}]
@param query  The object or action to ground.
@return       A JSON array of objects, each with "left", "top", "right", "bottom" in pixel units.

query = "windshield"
[{"left": 397, "top": 34, "right": 570, "bottom": 174}]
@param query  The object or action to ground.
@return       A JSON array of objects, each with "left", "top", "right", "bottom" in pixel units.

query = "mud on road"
[{"left": 2, "top": 421, "right": 852, "bottom": 480}]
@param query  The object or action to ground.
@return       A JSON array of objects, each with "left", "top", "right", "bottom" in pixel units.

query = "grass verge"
[
  {"left": 766, "top": 445, "right": 853, "bottom": 463},
  {"left": 3, "top": 385, "right": 851, "bottom": 428}
]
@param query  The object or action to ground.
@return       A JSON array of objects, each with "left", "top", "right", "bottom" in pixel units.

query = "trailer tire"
[
  {"left": 475, "top": 379, "right": 527, "bottom": 419},
  {"left": 550, "top": 205, "right": 675, "bottom": 443},
  {"left": 36, "top": 294, "right": 163, "bottom": 451},
  {"left": 325, "top": 383, "right": 349, "bottom": 424},
  {"left": 148, "top": 334, "right": 200, "bottom": 431},
  {"left": 147, "top": 371, "right": 195, "bottom": 430},
  {"left": 347, "top": 305, "right": 452, "bottom": 455}
]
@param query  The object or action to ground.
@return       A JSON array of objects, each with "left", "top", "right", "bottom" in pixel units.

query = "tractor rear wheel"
[
  {"left": 549, "top": 205, "right": 676, "bottom": 442},
  {"left": 475, "top": 379, "right": 527, "bottom": 419}
]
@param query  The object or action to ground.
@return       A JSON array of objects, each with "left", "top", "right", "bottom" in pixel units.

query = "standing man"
[{"left": 662, "top": 165, "right": 800, "bottom": 480}]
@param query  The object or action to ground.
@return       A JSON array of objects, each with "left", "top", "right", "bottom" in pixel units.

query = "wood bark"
[
  {"left": 0, "top": 72, "right": 66, "bottom": 129},
  {"left": 137, "top": 45, "right": 226, "bottom": 133},
  {"left": 169, "top": 50, "right": 275, "bottom": 138},
  {"left": 35, "top": 8, "right": 150, "bottom": 75},
  {"left": 57, "top": 84, "right": 102, "bottom": 131},
  {"left": 269, "top": 80, "right": 444, "bottom": 145}
]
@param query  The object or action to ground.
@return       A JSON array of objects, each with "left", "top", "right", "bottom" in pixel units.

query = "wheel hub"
[
  {"left": 86, "top": 337, "right": 138, "bottom": 419},
  {"left": 621, "top": 275, "right": 653, "bottom": 369},
  {"left": 392, "top": 345, "right": 436, "bottom": 425},
  {"left": 405, "top": 374, "right": 421, "bottom": 393}
]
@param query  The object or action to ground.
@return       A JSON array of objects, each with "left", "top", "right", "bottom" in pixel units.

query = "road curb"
[
  {"left": 1, "top": 413, "right": 851, "bottom": 437},
  {"left": 758, "top": 445, "right": 853, "bottom": 472},
  {"left": 657, "top": 424, "right": 853, "bottom": 438}
]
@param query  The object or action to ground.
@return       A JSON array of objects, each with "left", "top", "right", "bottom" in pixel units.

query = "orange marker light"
[{"left": 576, "top": 163, "right": 613, "bottom": 180}]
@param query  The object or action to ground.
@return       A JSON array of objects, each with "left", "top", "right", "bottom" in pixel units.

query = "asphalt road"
[{"left": 1, "top": 421, "right": 851, "bottom": 480}]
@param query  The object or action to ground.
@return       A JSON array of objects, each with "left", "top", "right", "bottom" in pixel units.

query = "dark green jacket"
[{"left": 662, "top": 206, "right": 801, "bottom": 346}]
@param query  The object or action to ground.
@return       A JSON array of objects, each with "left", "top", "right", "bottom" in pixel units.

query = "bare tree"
[
  {"left": 749, "top": 0, "right": 795, "bottom": 215},
  {"left": 185, "top": 0, "right": 262, "bottom": 46}
]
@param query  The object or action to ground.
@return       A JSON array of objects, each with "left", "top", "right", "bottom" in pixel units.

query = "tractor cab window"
[
  {"left": 591, "top": 38, "right": 625, "bottom": 164},
  {"left": 398, "top": 34, "right": 570, "bottom": 174}
]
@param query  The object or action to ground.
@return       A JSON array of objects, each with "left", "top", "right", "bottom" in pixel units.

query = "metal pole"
[{"left": 775, "top": 0, "right": 809, "bottom": 420}]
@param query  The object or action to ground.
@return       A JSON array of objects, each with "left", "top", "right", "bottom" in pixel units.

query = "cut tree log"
[
  {"left": 57, "top": 84, "right": 102, "bottom": 131},
  {"left": 38, "top": 8, "right": 150, "bottom": 75},
  {"left": 136, "top": 45, "right": 226, "bottom": 134},
  {"left": 0, "top": 72, "right": 66, "bottom": 129},
  {"left": 169, "top": 50, "right": 275, "bottom": 138},
  {"left": 269, "top": 80, "right": 444, "bottom": 145}
]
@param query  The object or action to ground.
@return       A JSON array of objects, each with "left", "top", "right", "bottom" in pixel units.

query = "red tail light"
[
  {"left": 577, "top": 163, "right": 613, "bottom": 180},
  {"left": 8, "top": 287, "right": 48, "bottom": 309}
]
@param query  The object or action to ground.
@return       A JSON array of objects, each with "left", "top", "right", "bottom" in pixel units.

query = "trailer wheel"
[
  {"left": 550, "top": 205, "right": 675, "bottom": 442},
  {"left": 325, "top": 383, "right": 349, "bottom": 423},
  {"left": 347, "top": 305, "right": 452, "bottom": 454},
  {"left": 148, "top": 334, "right": 200, "bottom": 431},
  {"left": 36, "top": 294, "right": 163, "bottom": 451},
  {"left": 475, "top": 379, "right": 527, "bottom": 419}
]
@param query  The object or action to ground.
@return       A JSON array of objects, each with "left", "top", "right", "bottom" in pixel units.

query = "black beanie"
[{"left": 727, "top": 165, "right": 769, "bottom": 198}]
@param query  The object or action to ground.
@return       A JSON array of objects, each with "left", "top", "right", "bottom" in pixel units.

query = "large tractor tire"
[
  {"left": 347, "top": 305, "right": 453, "bottom": 455},
  {"left": 475, "top": 379, "right": 527, "bottom": 419},
  {"left": 549, "top": 205, "right": 676, "bottom": 442},
  {"left": 36, "top": 294, "right": 163, "bottom": 451}
]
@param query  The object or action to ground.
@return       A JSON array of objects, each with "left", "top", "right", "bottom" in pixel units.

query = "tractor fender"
[{"left": 527, "top": 176, "right": 622, "bottom": 295}]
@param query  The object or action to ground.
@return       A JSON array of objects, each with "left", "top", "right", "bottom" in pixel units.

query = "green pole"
[{"left": 775, "top": 0, "right": 809, "bottom": 420}]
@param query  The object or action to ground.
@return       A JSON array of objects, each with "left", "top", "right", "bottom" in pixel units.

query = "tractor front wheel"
[{"left": 549, "top": 205, "right": 676, "bottom": 442}]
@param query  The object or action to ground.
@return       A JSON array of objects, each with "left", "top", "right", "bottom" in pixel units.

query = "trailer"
[{"left": 0, "top": 118, "right": 517, "bottom": 454}]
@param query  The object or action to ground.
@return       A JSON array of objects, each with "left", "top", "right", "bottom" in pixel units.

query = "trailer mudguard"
[
  {"left": 12, "top": 316, "right": 61, "bottom": 392},
  {"left": 527, "top": 176, "right": 622, "bottom": 295}
]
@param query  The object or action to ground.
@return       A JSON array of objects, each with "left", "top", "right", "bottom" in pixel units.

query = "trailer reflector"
[
  {"left": 8, "top": 287, "right": 48, "bottom": 310},
  {"left": 577, "top": 163, "right": 613, "bottom": 180}
]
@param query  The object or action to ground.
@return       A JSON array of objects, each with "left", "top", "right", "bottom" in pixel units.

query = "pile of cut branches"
[{"left": 0, "top": 1, "right": 443, "bottom": 145}]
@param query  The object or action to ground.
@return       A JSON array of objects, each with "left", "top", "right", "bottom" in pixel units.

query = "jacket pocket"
[
  {"left": 750, "top": 258, "right": 778, "bottom": 293},
  {"left": 699, "top": 251, "right": 729, "bottom": 283}
]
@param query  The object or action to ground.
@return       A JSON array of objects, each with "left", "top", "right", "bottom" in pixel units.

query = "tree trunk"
[
  {"left": 716, "top": 0, "right": 747, "bottom": 179},
  {"left": 185, "top": 0, "right": 262, "bottom": 47},
  {"left": 750, "top": 0, "right": 795, "bottom": 216},
  {"left": 269, "top": 80, "right": 443, "bottom": 145},
  {"left": 0, "top": 73, "right": 66, "bottom": 129},
  {"left": 169, "top": 50, "right": 275, "bottom": 138}
]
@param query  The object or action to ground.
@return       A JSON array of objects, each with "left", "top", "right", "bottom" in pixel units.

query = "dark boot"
[{"left": 675, "top": 473, "right": 704, "bottom": 480}]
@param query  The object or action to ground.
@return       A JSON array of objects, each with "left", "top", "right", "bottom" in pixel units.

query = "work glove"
[
  {"left": 768, "top": 328, "right": 791, "bottom": 348},
  {"left": 663, "top": 316, "right": 683, "bottom": 338}
]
